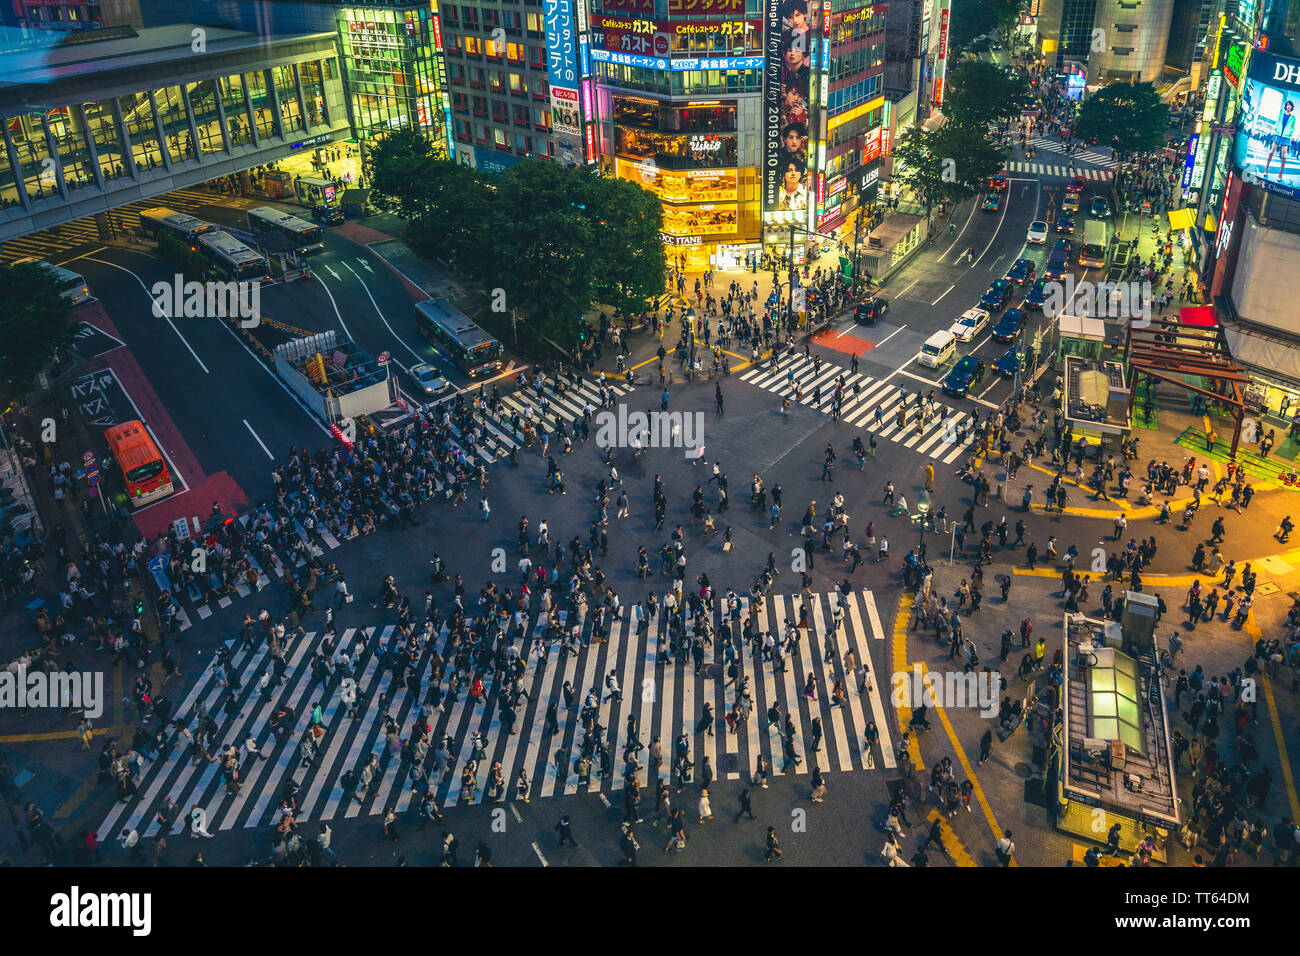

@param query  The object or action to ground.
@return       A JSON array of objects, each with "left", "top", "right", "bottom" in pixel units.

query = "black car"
[
  {"left": 942, "top": 356, "right": 986, "bottom": 398},
  {"left": 854, "top": 298, "right": 889, "bottom": 324},
  {"left": 1024, "top": 278, "right": 1050, "bottom": 308},
  {"left": 1055, "top": 213, "right": 1076, "bottom": 234},
  {"left": 1005, "top": 258, "right": 1035, "bottom": 285},
  {"left": 993, "top": 347, "right": 1021, "bottom": 379},
  {"left": 1043, "top": 252, "right": 1070, "bottom": 282},
  {"left": 991, "top": 308, "right": 1025, "bottom": 343},
  {"left": 980, "top": 279, "right": 1013, "bottom": 312},
  {"left": 313, "top": 204, "right": 345, "bottom": 225}
]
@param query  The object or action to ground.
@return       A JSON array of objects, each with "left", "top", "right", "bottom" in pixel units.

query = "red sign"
[
  {"left": 937, "top": 7, "right": 950, "bottom": 60},
  {"left": 666, "top": 0, "right": 744, "bottom": 13},
  {"left": 585, "top": 124, "right": 596, "bottom": 163},
  {"left": 933, "top": 76, "right": 944, "bottom": 104},
  {"left": 601, "top": 0, "right": 653, "bottom": 14},
  {"left": 861, "top": 127, "right": 882, "bottom": 165},
  {"left": 431, "top": 13, "right": 443, "bottom": 50},
  {"left": 593, "top": 15, "right": 757, "bottom": 53},
  {"left": 330, "top": 423, "right": 354, "bottom": 451},
  {"left": 1210, "top": 172, "right": 1245, "bottom": 302}
]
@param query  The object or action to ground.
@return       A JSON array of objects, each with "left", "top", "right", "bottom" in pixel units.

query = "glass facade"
[{"left": 338, "top": 6, "right": 450, "bottom": 155}]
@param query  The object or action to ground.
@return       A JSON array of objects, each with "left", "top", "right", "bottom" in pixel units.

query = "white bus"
[
  {"left": 139, "top": 207, "right": 215, "bottom": 243},
  {"left": 14, "top": 258, "right": 92, "bottom": 305},
  {"left": 246, "top": 206, "right": 325, "bottom": 255},
  {"left": 196, "top": 231, "right": 270, "bottom": 282},
  {"left": 1078, "top": 219, "right": 1108, "bottom": 269}
]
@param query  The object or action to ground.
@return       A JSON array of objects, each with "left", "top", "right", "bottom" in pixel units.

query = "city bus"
[
  {"left": 414, "top": 298, "right": 504, "bottom": 378},
  {"left": 196, "top": 231, "right": 270, "bottom": 282},
  {"left": 138, "top": 207, "right": 215, "bottom": 243},
  {"left": 1078, "top": 219, "right": 1108, "bottom": 269},
  {"left": 104, "top": 420, "right": 174, "bottom": 508},
  {"left": 246, "top": 206, "right": 325, "bottom": 255},
  {"left": 13, "top": 258, "right": 92, "bottom": 305}
]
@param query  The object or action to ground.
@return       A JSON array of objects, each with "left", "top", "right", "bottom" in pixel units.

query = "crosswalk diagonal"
[
  {"left": 1023, "top": 137, "right": 1117, "bottom": 168},
  {"left": 97, "top": 590, "right": 898, "bottom": 834},
  {"left": 1005, "top": 161, "right": 1114, "bottom": 181},
  {"left": 738, "top": 353, "right": 972, "bottom": 465}
]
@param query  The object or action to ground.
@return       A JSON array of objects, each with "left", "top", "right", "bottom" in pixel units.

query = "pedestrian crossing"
[
  {"left": 738, "top": 352, "right": 975, "bottom": 466},
  {"left": 1005, "top": 161, "right": 1113, "bottom": 181},
  {"left": 153, "top": 374, "right": 635, "bottom": 631},
  {"left": 0, "top": 186, "right": 260, "bottom": 264},
  {"left": 1023, "top": 136, "right": 1117, "bottom": 168},
  {"left": 97, "top": 590, "right": 896, "bottom": 838}
]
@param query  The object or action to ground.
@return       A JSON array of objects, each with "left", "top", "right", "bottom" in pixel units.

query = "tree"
[
  {"left": 364, "top": 127, "right": 440, "bottom": 221},
  {"left": 948, "top": 0, "right": 1019, "bottom": 53},
  {"left": 579, "top": 169, "right": 665, "bottom": 316},
  {"left": 892, "top": 123, "right": 1007, "bottom": 223},
  {"left": 1073, "top": 82, "right": 1169, "bottom": 163},
  {"left": 484, "top": 161, "right": 594, "bottom": 343},
  {"left": 945, "top": 59, "right": 1031, "bottom": 128},
  {"left": 0, "top": 262, "right": 75, "bottom": 401}
]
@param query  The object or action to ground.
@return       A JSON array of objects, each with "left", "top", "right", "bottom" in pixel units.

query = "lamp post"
[{"left": 913, "top": 489, "right": 932, "bottom": 566}]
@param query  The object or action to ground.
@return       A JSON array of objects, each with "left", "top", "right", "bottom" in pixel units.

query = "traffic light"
[{"left": 133, "top": 597, "right": 145, "bottom": 616}]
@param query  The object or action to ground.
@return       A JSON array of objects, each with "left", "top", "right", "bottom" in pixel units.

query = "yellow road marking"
[
  {"left": 1245, "top": 612, "right": 1300, "bottom": 824},
  {"left": 924, "top": 659, "right": 1016, "bottom": 865},
  {"left": 890, "top": 593, "right": 925, "bottom": 772},
  {"left": 0, "top": 725, "right": 125, "bottom": 744},
  {"left": 926, "top": 808, "right": 977, "bottom": 866}
]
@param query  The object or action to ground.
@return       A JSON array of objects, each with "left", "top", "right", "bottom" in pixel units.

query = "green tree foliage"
[
  {"left": 369, "top": 130, "right": 666, "bottom": 350},
  {"left": 892, "top": 122, "right": 1007, "bottom": 221},
  {"left": 157, "top": 231, "right": 205, "bottom": 276},
  {"left": 0, "top": 262, "right": 75, "bottom": 400},
  {"left": 1073, "top": 82, "right": 1169, "bottom": 163},
  {"left": 945, "top": 59, "right": 1031, "bottom": 127},
  {"left": 948, "top": 0, "right": 1019, "bottom": 53}
]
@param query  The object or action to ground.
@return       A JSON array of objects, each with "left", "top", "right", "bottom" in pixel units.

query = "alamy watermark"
[
  {"left": 150, "top": 273, "right": 261, "bottom": 329},
  {"left": 891, "top": 664, "right": 998, "bottom": 718},
  {"left": 594, "top": 405, "right": 704, "bottom": 457},
  {"left": 0, "top": 665, "right": 103, "bottom": 718},
  {"left": 1044, "top": 276, "right": 1151, "bottom": 327}
]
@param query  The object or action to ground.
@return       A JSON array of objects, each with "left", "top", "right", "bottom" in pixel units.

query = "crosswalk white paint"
[
  {"left": 1005, "top": 162, "right": 1114, "bottom": 181},
  {"left": 97, "top": 590, "right": 896, "bottom": 836},
  {"left": 1023, "top": 137, "right": 1118, "bottom": 168},
  {"left": 738, "top": 352, "right": 973, "bottom": 465}
]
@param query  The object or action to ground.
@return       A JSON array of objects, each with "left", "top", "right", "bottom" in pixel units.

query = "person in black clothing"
[{"left": 734, "top": 788, "right": 756, "bottom": 822}]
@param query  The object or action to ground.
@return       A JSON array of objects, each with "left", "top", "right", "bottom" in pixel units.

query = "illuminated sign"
[
  {"left": 544, "top": 0, "right": 577, "bottom": 89},
  {"left": 661, "top": 233, "right": 704, "bottom": 244},
  {"left": 1224, "top": 42, "right": 1247, "bottom": 88},
  {"left": 585, "top": 123, "right": 596, "bottom": 163},
  {"left": 828, "top": 94, "right": 885, "bottom": 132},
  {"left": 862, "top": 127, "right": 881, "bottom": 164},
  {"left": 1182, "top": 133, "right": 1199, "bottom": 188},
  {"left": 589, "top": 49, "right": 763, "bottom": 70},
  {"left": 1234, "top": 50, "right": 1300, "bottom": 199},
  {"left": 690, "top": 135, "right": 724, "bottom": 152}
]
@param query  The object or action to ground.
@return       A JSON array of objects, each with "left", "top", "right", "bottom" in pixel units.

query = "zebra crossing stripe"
[
  {"left": 843, "top": 592, "right": 896, "bottom": 767},
  {"left": 807, "top": 598, "right": 854, "bottom": 770}
]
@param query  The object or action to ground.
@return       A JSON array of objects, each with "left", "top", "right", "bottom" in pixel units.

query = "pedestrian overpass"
[{"left": 0, "top": 24, "right": 352, "bottom": 245}]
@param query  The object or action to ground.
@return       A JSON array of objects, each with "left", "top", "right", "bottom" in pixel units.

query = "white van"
[{"left": 917, "top": 329, "right": 957, "bottom": 368}]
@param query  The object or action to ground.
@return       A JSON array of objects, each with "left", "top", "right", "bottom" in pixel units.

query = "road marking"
[
  {"left": 1246, "top": 612, "right": 1300, "bottom": 824},
  {"left": 509, "top": 803, "right": 523, "bottom": 823},
  {"left": 243, "top": 419, "right": 274, "bottom": 459},
  {"left": 889, "top": 594, "right": 924, "bottom": 771},
  {"left": 210, "top": 309, "right": 331, "bottom": 436},
  {"left": 931, "top": 284, "right": 956, "bottom": 306},
  {"left": 926, "top": 808, "right": 977, "bottom": 866},
  {"left": 83, "top": 256, "right": 210, "bottom": 374},
  {"left": 871, "top": 325, "right": 907, "bottom": 349},
  {"left": 339, "top": 260, "right": 426, "bottom": 364},
  {"left": 531, "top": 842, "right": 549, "bottom": 866},
  {"left": 894, "top": 277, "right": 921, "bottom": 299}
]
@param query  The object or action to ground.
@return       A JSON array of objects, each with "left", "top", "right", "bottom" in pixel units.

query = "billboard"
[
  {"left": 763, "top": 0, "right": 812, "bottom": 216},
  {"left": 550, "top": 87, "right": 582, "bottom": 138},
  {"left": 1234, "top": 50, "right": 1300, "bottom": 200},
  {"left": 544, "top": 0, "right": 578, "bottom": 90}
]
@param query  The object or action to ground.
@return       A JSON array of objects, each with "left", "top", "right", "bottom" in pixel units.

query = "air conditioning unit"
[
  {"left": 1110, "top": 739, "right": 1127, "bottom": 771},
  {"left": 1082, "top": 737, "right": 1108, "bottom": 758}
]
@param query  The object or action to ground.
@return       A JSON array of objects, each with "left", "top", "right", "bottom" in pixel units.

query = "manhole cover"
[{"left": 1255, "top": 581, "right": 1281, "bottom": 596}]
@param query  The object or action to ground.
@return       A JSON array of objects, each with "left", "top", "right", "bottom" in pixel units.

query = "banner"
[
  {"left": 1233, "top": 49, "right": 1300, "bottom": 199},
  {"left": 543, "top": 0, "right": 578, "bottom": 90},
  {"left": 667, "top": 0, "right": 744, "bottom": 11},
  {"left": 601, "top": 0, "right": 653, "bottom": 13},
  {"left": 550, "top": 87, "right": 581, "bottom": 138},
  {"left": 763, "top": 0, "right": 812, "bottom": 216}
]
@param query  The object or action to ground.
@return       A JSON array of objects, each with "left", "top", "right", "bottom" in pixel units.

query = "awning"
[
  {"left": 1179, "top": 305, "right": 1217, "bottom": 327},
  {"left": 1167, "top": 208, "right": 1196, "bottom": 231},
  {"left": 1223, "top": 326, "right": 1300, "bottom": 385}
]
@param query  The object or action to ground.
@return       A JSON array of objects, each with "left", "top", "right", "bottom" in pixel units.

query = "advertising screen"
[
  {"left": 762, "top": 0, "right": 812, "bottom": 216},
  {"left": 1234, "top": 50, "right": 1300, "bottom": 200}
]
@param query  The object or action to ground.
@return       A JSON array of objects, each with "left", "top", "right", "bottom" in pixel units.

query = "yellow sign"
[{"left": 828, "top": 94, "right": 885, "bottom": 133}]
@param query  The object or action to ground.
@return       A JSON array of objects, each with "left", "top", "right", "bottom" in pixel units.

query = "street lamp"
[{"left": 913, "top": 489, "right": 932, "bottom": 565}]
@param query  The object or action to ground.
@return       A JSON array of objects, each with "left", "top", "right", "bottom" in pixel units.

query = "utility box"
[{"left": 1122, "top": 590, "right": 1158, "bottom": 652}]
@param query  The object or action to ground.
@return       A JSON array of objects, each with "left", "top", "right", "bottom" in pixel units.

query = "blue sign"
[
  {"left": 148, "top": 555, "right": 168, "bottom": 574},
  {"left": 1182, "top": 132, "right": 1199, "bottom": 189},
  {"left": 474, "top": 148, "right": 525, "bottom": 174},
  {"left": 589, "top": 49, "right": 763, "bottom": 71},
  {"left": 543, "top": 0, "right": 577, "bottom": 89},
  {"left": 580, "top": 37, "right": 590, "bottom": 78}
]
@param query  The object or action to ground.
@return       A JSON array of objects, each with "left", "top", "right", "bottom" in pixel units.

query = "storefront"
[{"left": 612, "top": 93, "right": 753, "bottom": 272}]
